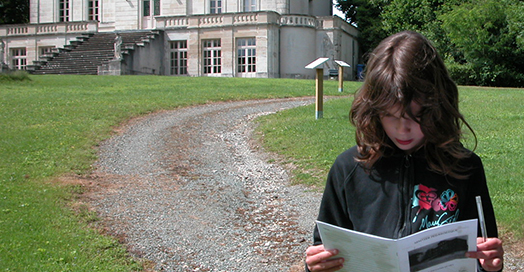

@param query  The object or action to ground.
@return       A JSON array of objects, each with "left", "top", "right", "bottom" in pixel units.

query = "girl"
[{"left": 305, "top": 31, "right": 504, "bottom": 272}]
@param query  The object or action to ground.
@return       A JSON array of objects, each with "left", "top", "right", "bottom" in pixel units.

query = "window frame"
[
  {"left": 169, "top": 40, "right": 188, "bottom": 76},
  {"left": 143, "top": 0, "right": 160, "bottom": 17},
  {"left": 10, "top": 48, "right": 27, "bottom": 70},
  {"left": 202, "top": 39, "right": 222, "bottom": 75},
  {"left": 143, "top": 0, "right": 151, "bottom": 17},
  {"left": 88, "top": 0, "right": 100, "bottom": 21},
  {"left": 39, "top": 46, "right": 55, "bottom": 59},
  {"left": 243, "top": 0, "right": 256, "bottom": 12},
  {"left": 236, "top": 37, "right": 256, "bottom": 74},
  {"left": 210, "top": 0, "right": 222, "bottom": 14},
  {"left": 59, "top": 0, "right": 70, "bottom": 22}
]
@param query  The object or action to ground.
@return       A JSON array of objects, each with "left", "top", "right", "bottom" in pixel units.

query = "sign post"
[
  {"left": 334, "top": 60, "right": 351, "bottom": 93},
  {"left": 305, "top": 58, "right": 329, "bottom": 119},
  {"left": 315, "top": 68, "right": 323, "bottom": 119}
]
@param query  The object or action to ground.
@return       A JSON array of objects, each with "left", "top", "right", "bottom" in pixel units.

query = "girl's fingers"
[
  {"left": 306, "top": 244, "right": 327, "bottom": 256},
  {"left": 476, "top": 238, "right": 503, "bottom": 251},
  {"left": 480, "top": 257, "right": 503, "bottom": 271},
  {"left": 306, "top": 247, "right": 338, "bottom": 265},
  {"left": 308, "top": 258, "right": 344, "bottom": 272},
  {"left": 306, "top": 245, "right": 344, "bottom": 271},
  {"left": 465, "top": 238, "right": 504, "bottom": 271}
]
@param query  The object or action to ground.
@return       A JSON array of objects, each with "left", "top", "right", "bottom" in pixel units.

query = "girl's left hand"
[{"left": 465, "top": 237, "right": 504, "bottom": 271}]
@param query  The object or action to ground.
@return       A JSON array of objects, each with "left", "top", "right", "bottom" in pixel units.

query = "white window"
[
  {"left": 203, "top": 39, "right": 221, "bottom": 74},
  {"left": 143, "top": 0, "right": 150, "bottom": 16},
  {"left": 143, "top": 0, "right": 160, "bottom": 16},
  {"left": 244, "top": 0, "right": 256, "bottom": 12},
  {"left": 88, "top": 0, "right": 99, "bottom": 21},
  {"left": 11, "top": 48, "right": 27, "bottom": 70},
  {"left": 210, "top": 0, "right": 222, "bottom": 14},
  {"left": 39, "top": 46, "right": 55, "bottom": 58},
  {"left": 237, "top": 38, "right": 256, "bottom": 74},
  {"left": 170, "top": 41, "right": 188, "bottom": 75},
  {"left": 59, "top": 0, "right": 70, "bottom": 22},
  {"left": 154, "top": 0, "right": 160, "bottom": 15}
]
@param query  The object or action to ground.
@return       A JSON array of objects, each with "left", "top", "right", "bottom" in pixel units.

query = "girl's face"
[{"left": 380, "top": 102, "right": 425, "bottom": 153}]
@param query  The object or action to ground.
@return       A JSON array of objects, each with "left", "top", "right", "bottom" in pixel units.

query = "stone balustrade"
[
  {"left": 233, "top": 13, "right": 258, "bottom": 24},
  {"left": 280, "top": 15, "right": 318, "bottom": 28},
  {"left": 199, "top": 15, "right": 224, "bottom": 26},
  {"left": 155, "top": 11, "right": 330, "bottom": 30},
  {"left": 37, "top": 24, "right": 59, "bottom": 34},
  {"left": 0, "top": 21, "right": 98, "bottom": 37},
  {"left": 155, "top": 16, "right": 189, "bottom": 28},
  {"left": 0, "top": 13, "right": 351, "bottom": 37}
]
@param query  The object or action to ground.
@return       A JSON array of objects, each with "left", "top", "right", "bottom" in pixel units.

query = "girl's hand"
[
  {"left": 465, "top": 238, "right": 504, "bottom": 271},
  {"left": 305, "top": 244, "right": 344, "bottom": 272}
]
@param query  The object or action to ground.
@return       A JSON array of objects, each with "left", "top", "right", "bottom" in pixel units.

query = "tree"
[
  {"left": 335, "top": 0, "right": 389, "bottom": 55},
  {"left": 380, "top": 0, "right": 469, "bottom": 59},
  {"left": 0, "top": 0, "right": 30, "bottom": 24},
  {"left": 334, "top": 0, "right": 362, "bottom": 25},
  {"left": 382, "top": 0, "right": 440, "bottom": 33},
  {"left": 336, "top": 0, "right": 523, "bottom": 86},
  {"left": 440, "top": 0, "right": 524, "bottom": 86}
]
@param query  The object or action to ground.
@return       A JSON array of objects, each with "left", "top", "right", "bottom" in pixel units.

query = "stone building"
[{"left": 0, "top": 0, "right": 359, "bottom": 79}]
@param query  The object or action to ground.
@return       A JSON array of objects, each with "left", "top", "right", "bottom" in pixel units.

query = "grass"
[
  {"left": 460, "top": 86, "right": 524, "bottom": 237},
  {"left": 1, "top": 75, "right": 522, "bottom": 270},
  {"left": 0, "top": 70, "right": 31, "bottom": 81},
  {"left": 254, "top": 97, "right": 355, "bottom": 186},
  {"left": 0, "top": 75, "right": 351, "bottom": 271},
  {"left": 256, "top": 85, "right": 524, "bottom": 239}
]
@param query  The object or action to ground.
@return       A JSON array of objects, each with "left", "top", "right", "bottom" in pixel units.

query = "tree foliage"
[
  {"left": 440, "top": 0, "right": 524, "bottom": 86},
  {"left": 0, "top": 0, "right": 29, "bottom": 24},
  {"left": 335, "top": 0, "right": 388, "bottom": 57},
  {"left": 336, "top": 0, "right": 524, "bottom": 87}
]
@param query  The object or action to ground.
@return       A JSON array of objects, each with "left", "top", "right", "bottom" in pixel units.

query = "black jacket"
[{"left": 310, "top": 146, "right": 498, "bottom": 271}]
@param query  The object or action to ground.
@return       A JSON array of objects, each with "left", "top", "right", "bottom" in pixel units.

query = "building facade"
[{"left": 0, "top": 0, "right": 359, "bottom": 79}]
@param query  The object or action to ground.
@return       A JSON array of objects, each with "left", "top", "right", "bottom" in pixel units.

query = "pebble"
[{"left": 89, "top": 98, "right": 323, "bottom": 271}]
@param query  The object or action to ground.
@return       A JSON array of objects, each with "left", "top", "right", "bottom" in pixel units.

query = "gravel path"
[
  {"left": 89, "top": 98, "right": 321, "bottom": 271},
  {"left": 87, "top": 97, "right": 522, "bottom": 272}
]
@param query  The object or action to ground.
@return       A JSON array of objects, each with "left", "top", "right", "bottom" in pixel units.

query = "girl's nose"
[{"left": 398, "top": 118, "right": 411, "bottom": 133}]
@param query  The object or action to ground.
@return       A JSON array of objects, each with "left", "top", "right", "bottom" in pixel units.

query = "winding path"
[
  {"left": 88, "top": 98, "right": 321, "bottom": 271},
  {"left": 85, "top": 97, "right": 522, "bottom": 272}
]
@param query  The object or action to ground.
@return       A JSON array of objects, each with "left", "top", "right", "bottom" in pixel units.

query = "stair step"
[{"left": 32, "top": 31, "right": 159, "bottom": 75}]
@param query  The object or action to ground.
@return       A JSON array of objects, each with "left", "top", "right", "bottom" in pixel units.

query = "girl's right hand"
[{"left": 305, "top": 244, "right": 344, "bottom": 272}]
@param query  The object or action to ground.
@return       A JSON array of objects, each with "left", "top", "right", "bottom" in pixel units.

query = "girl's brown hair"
[{"left": 350, "top": 31, "right": 476, "bottom": 179}]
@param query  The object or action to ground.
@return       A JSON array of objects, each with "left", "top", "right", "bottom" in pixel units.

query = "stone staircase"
[{"left": 30, "top": 31, "right": 159, "bottom": 75}]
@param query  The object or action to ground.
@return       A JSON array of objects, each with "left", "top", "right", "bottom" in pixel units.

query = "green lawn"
[
  {"left": 0, "top": 75, "right": 521, "bottom": 270},
  {"left": 0, "top": 75, "right": 351, "bottom": 271},
  {"left": 256, "top": 85, "right": 524, "bottom": 240}
]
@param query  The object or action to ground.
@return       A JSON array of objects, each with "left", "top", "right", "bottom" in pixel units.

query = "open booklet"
[{"left": 316, "top": 219, "right": 478, "bottom": 272}]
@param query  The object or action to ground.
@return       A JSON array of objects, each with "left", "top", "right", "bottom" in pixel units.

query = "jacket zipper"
[{"left": 398, "top": 154, "right": 413, "bottom": 238}]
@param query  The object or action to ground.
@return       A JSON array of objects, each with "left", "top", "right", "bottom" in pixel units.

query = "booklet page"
[
  {"left": 316, "top": 221, "right": 400, "bottom": 272},
  {"left": 397, "top": 219, "right": 477, "bottom": 272},
  {"left": 316, "top": 219, "right": 478, "bottom": 272}
]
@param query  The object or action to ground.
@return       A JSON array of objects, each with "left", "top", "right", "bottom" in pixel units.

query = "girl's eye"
[
  {"left": 382, "top": 114, "right": 400, "bottom": 120},
  {"left": 381, "top": 111, "right": 396, "bottom": 118}
]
